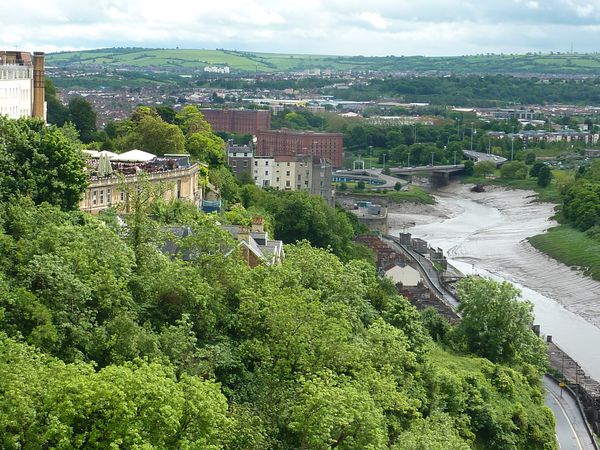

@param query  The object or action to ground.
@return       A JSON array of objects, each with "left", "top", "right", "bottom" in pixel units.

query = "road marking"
[{"left": 548, "top": 388, "right": 583, "bottom": 450}]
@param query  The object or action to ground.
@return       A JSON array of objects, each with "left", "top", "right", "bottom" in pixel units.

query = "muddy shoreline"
[{"left": 388, "top": 182, "right": 600, "bottom": 378}]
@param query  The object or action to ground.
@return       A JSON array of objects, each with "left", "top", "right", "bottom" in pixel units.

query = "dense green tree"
[
  {"left": 474, "top": 160, "right": 496, "bottom": 177},
  {"left": 530, "top": 161, "right": 545, "bottom": 177},
  {"left": 455, "top": 277, "right": 547, "bottom": 370},
  {"left": 0, "top": 117, "right": 87, "bottom": 210},
  {"left": 67, "top": 96, "right": 97, "bottom": 142},
  {"left": 500, "top": 160, "right": 528, "bottom": 180},
  {"left": 463, "top": 159, "right": 475, "bottom": 176},
  {"left": 45, "top": 78, "right": 69, "bottom": 126},
  {"left": 537, "top": 165, "right": 553, "bottom": 187},
  {"left": 186, "top": 132, "right": 226, "bottom": 166},
  {"left": 129, "top": 115, "right": 186, "bottom": 155}
]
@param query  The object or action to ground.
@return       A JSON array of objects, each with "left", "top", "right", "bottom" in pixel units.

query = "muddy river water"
[{"left": 388, "top": 182, "right": 600, "bottom": 379}]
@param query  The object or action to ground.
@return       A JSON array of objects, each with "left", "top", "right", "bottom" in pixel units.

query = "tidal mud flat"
[{"left": 388, "top": 182, "right": 600, "bottom": 379}]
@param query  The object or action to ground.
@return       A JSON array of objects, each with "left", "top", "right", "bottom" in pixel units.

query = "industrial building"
[
  {"left": 200, "top": 108, "right": 271, "bottom": 135},
  {"left": 255, "top": 128, "right": 343, "bottom": 167}
]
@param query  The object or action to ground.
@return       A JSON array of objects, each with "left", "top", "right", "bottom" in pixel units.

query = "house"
[{"left": 220, "top": 217, "right": 284, "bottom": 267}]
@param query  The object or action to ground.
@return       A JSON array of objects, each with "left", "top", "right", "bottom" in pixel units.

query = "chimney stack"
[{"left": 32, "top": 52, "right": 45, "bottom": 121}]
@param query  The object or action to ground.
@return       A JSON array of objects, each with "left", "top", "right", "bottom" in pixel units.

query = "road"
[
  {"left": 463, "top": 149, "right": 507, "bottom": 166},
  {"left": 543, "top": 375, "right": 597, "bottom": 450}
]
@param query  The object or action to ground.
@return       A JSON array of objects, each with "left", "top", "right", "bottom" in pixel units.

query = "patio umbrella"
[{"left": 98, "top": 151, "right": 113, "bottom": 177}]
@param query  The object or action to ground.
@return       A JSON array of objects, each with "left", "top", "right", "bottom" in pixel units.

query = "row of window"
[{"left": 91, "top": 188, "right": 126, "bottom": 207}]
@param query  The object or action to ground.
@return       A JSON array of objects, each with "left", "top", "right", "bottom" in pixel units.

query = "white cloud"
[{"left": 2, "top": 0, "right": 600, "bottom": 55}]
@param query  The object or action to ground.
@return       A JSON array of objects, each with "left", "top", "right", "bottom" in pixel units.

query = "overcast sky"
[{"left": 2, "top": 0, "right": 600, "bottom": 56}]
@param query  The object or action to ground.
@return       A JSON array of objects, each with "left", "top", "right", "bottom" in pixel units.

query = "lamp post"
[
  {"left": 382, "top": 153, "right": 386, "bottom": 170},
  {"left": 407, "top": 153, "right": 410, "bottom": 167},
  {"left": 470, "top": 122, "right": 474, "bottom": 151},
  {"left": 511, "top": 137, "right": 515, "bottom": 161},
  {"left": 431, "top": 152, "right": 435, "bottom": 166},
  {"left": 369, "top": 145, "right": 373, "bottom": 169},
  {"left": 453, "top": 151, "right": 457, "bottom": 166}
]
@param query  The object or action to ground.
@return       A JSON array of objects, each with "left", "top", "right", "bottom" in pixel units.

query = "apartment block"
[{"left": 0, "top": 50, "right": 45, "bottom": 120}]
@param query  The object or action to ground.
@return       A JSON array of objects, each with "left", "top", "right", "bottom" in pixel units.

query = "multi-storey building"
[
  {"left": 253, "top": 156, "right": 275, "bottom": 188},
  {"left": 227, "top": 141, "right": 253, "bottom": 180},
  {"left": 272, "top": 155, "right": 312, "bottom": 191},
  {"left": 0, "top": 51, "right": 45, "bottom": 120},
  {"left": 80, "top": 151, "right": 202, "bottom": 214},
  {"left": 255, "top": 128, "right": 343, "bottom": 167},
  {"left": 251, "top": 153, "right": 334, "bottom": 206},
  {"left": 200, "top": 108, "right": 271, "bottom": 135}
]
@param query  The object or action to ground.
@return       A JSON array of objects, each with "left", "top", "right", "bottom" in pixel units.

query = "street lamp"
[
  {"left": 511, "top": 137, "right": 515, "bottom": 161},
  {"left": 470, "top": 122, "right": 474, "bottom": 151}
]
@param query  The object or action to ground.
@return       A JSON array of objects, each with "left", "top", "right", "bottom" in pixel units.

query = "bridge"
[{"left": 463, "top": 150, "right": 507, "bottom": 167}]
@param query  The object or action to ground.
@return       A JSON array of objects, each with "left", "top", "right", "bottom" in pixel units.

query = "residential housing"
[
  {"left": 0, "top": 50, "right": 45, "bottom": 120},
  {"left": 227, "top": 141, "right": 253, "bottom": 179}
]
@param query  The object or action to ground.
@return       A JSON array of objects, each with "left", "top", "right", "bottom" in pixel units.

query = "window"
[
  {"left": 276, "top": 177, "right": 280, "bottom": 182},
  {"left": 232, "top": 160, "right": 237, "bottom": 167},
  {"left": 92, "top": 190, "right": 98, "bottom": 206},
  {"left": 265, "top": 170, "right": 269, "bottom": 175},
  {"left": 286, "top": 171, "right": 290, "bottom": 176},
  {"left": 266, "top": 161, "right": 269, "bottom": 166},
  {"left": 286, "top": 180, "right": 290, "bottom": 187},
  {"left": 120, "top": 191, "right": 125, "bottom": 202},
  {"left": 100, "top": 190, "right": 104, "bottom": 204},
  {"left": 287, "top": 162, "right": 290, "bottom": 167},
  {"left": 243, "top": 161, "right": 248, "bottom": 167},
  {"left": 254, "top": 161, "right": 258, "bottom": 166},
  {"left": 107, "top": 189, "right": 112, "bottom": 205}
]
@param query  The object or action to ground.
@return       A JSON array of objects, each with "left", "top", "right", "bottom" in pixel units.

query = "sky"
[{"left": 2, "top": 0, "right": 600, "bottom": 56}]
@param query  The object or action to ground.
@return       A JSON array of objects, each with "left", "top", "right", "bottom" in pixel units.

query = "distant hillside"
[{"left": 47, "top": 47, "right": 600, "bottom": 76}]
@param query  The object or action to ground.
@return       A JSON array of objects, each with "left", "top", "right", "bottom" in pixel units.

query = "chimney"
[
  {"left": 251, "top": 216, "right": 264, "bottom": 233},
  {"left": 32, "top": 52, "right": 45, "bottom": 121}
]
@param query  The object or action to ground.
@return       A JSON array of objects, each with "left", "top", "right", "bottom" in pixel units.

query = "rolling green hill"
[{"left": 47, "top": 47, "right": 600, "bottom": 76}]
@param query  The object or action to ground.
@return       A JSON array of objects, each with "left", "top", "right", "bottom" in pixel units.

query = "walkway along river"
[{"left": 388, "top": 182, "right": 600, "bottom": 381}]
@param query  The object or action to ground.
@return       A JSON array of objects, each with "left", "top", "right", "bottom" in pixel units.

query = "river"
[{"left": 388, "top": 182, "right": 600, "bottom": 380}]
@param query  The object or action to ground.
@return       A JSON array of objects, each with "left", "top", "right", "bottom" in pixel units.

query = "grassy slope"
[
  {"left": 529, "top": 226, "right": 600, "bottom": 281},
  {"left": 47, "top": 48, "right": 600, "bottom": 75}
]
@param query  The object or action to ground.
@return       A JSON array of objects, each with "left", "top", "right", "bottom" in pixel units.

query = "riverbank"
[
  {"left": 388, "top": 182, "right": 600, "bottom": 379},
  {"left": 337, "top": 185, "right": 435, "bottom": 205},
  {"left": 529, "top": 225, "right": 600, "bottom": 282},
  {"left": 460, "top": 174, "right": 562, "bottom": 203}
]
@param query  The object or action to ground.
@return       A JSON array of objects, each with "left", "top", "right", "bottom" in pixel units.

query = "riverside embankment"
[{"left": 388, "top": 182, "right": 600, "bottom": 381}]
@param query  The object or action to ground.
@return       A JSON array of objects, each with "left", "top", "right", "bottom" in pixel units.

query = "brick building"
[
  {"left": 200, "top": 108, "right": 271, "bottom": 135},
  {"left": 255, "top": 129, "right": 343, "bottom": 167}
]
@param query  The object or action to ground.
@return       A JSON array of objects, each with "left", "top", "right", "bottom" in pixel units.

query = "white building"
[
  {"left": 0, "top": 51, "right": 45, "bottom": 121},
  {"left": 253, "top": 156, "right": 275, "bottom": 188}
]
